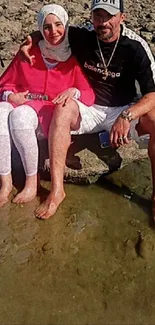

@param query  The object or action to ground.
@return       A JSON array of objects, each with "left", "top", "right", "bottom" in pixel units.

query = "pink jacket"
[{"left": 0, "top": 46, "right": 95, "bottom": 136}]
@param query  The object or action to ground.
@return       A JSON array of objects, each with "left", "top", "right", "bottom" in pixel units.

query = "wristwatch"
[{"left": 120, "top": 110, "right": 133, "bottom": 122}]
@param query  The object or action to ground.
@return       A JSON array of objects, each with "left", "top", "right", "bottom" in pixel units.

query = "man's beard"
[{"left": 96, "top": 27, "right": 113, "bottom": 41}]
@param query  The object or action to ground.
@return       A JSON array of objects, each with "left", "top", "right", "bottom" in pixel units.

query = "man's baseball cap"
[{"left": 91, "top": 0, "right": 124, "bottom": 15}]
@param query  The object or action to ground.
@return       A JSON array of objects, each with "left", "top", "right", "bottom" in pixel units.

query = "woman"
[{"left": 0, "top": 4, "right": 95, "bottom": 208}]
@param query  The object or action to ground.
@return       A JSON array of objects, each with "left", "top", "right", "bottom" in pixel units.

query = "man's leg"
[
  {"left": 10, "top": 105, "right": 39, "bottom": 203},
  {"left": 136, "top": 109, "right": 155, "bottom": 221},
  {"left": 0, "top": 102, "right": 13, "bottom": 207},
  {"left": 35, "top": 99, "right": 80, "bottom": 219}
]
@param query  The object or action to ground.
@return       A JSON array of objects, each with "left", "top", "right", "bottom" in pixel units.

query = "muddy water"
[{"left": 0, "top": 176, "right": 155, "bottom": 325}]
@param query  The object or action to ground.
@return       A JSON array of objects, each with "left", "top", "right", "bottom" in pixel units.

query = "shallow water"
[{"left": 0, "top": 179, "right": 155, "bottom": 325}]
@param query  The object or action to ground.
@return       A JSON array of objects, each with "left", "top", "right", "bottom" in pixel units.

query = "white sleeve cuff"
[
  {"left": 73, "top": 88, "right": 81, "bottom": 100},
  {"left": 2, "top": 91, "right": 14, "bottom": 102}
]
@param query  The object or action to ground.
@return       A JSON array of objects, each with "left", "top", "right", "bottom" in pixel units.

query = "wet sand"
[{"left": 1, "top": 164, "right": 155, "bottom": 325}]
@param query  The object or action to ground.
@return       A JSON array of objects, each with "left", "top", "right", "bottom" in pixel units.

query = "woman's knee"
[
  {"left": 0, "top": 102, "right": 13, "bottom": 116},
  {"left": 0, "top": 102, "right": 14, "bottom": 134},
  {"left": 9, "top": 105, "right": 38, "bottom": 130}
]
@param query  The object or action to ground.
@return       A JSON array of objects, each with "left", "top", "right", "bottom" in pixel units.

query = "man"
[{"left": 21, "top": 0, "right": 155, "bottom": 220}]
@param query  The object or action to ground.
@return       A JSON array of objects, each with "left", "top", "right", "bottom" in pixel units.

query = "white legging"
[{"left": 0, "top": 102, "right": 39, "bottom": 176}]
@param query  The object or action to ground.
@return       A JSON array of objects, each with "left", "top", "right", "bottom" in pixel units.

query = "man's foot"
[
  {"left": 0, "top": 174, "right": 12, "bottom": 207},
  {"left": 35, "top": 190, "right": 66, "bottom": 219},
  {"left": 12, "top": 174, "right": 37, "bottom": 204}
]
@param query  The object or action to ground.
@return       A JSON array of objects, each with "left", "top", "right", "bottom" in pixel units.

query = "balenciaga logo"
[{"left": 84, "top": 61, "right": 121, "bottom": 79}]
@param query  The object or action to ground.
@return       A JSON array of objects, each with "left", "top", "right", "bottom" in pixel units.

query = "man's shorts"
[{"left": 71, "top": 101, "right": 143, "bottom": 142}]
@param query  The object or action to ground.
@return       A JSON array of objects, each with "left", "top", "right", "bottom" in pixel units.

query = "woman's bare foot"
[
  {"left": 13, "top": 174, "right": 37, "bottom": 204},
  {"left": 0, "top": 173, "right": 12, "bottom": 207},
  {"left": 35, "top": 190, "right": 66, "bottom": 219}
]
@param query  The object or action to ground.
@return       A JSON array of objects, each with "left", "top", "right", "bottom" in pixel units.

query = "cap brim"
[{"left": 91, "top": 5, "right": 120, "bottom": 15}]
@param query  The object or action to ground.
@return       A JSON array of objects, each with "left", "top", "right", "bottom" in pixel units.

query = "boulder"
[{"left": 12, "top": 133, "right": 148, "bottom": 185}]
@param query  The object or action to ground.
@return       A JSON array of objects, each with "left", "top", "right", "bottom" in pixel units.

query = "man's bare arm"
[{"left": 127, "top": 92, "right": 155, "bottom": 120}]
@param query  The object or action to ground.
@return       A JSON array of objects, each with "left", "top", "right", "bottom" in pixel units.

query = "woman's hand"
[
  {"left": 52, "top": 88, "right": 77, "bottom": 106},
  {"left": 19, "top": 35, "right": 35, "bottom": 66},
  {"left": 8, "top": 90, "right": 29, "bottom": 105}
]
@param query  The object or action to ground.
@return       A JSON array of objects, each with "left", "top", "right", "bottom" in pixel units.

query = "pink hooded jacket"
[{"left": 0, "top": 46, "right": 95, "bottom": 136}]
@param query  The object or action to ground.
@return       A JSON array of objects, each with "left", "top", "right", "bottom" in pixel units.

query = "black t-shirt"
[{"left": 68, "top": 25, "right": 155, "bottom": 106}]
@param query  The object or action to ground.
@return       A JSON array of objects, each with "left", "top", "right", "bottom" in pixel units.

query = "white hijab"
[{"left": 37, "top": 4, "right": 71, "bottom": 62}]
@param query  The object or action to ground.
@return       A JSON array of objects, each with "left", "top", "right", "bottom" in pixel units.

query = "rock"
[
  {"left": 140, "top": 31, "right": 153, "bottom": 43},
  {"left": 124, "top": 238, "right": 138, "bottom": 260},
  {"left": 67, "top": 209, "right": 98, "bottom": 234},
  {"left": 14, "top": 248, "right": 33, "bottom": 264},
  {"left": 147, "top": 13, "right": 155, "bottom": 20},
  {"left": 11, "top": 133, "right": 148, "bottom": 185},
  {"left": 144, "top": 23, "right": 155, "bottom": 33},
  {"left": 41, "top": 135, "right": 148, "bottom": 184},
  {"left": 105, "top": 155, "right": 152, "bottom": 205},
  {"left": 0, "top": 0, "right": 155, "bottom": 68},
  {"left": 135, "top": 231, "right": 155, "bottom": 260},
  {"left": 0, "top": 17, "right": 22, "bottom": 43}
]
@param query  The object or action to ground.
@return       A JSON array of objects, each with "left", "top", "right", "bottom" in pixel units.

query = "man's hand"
[
  {"left": 110, "top": 116, "right": 131, "bottom": 147},
  {"left": 8, "top": 91, "right": 29, "bottom": 105},
  {"left": 52, "top": 88, "right": 77, "bottom": 106},
  {"left": 19, "top": 35, "right": 35, "bottom": 66}
]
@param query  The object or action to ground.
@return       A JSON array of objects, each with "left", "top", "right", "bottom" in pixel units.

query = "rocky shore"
[{"left": 0, "top": 0, "right": 155, "bottom": 67}]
